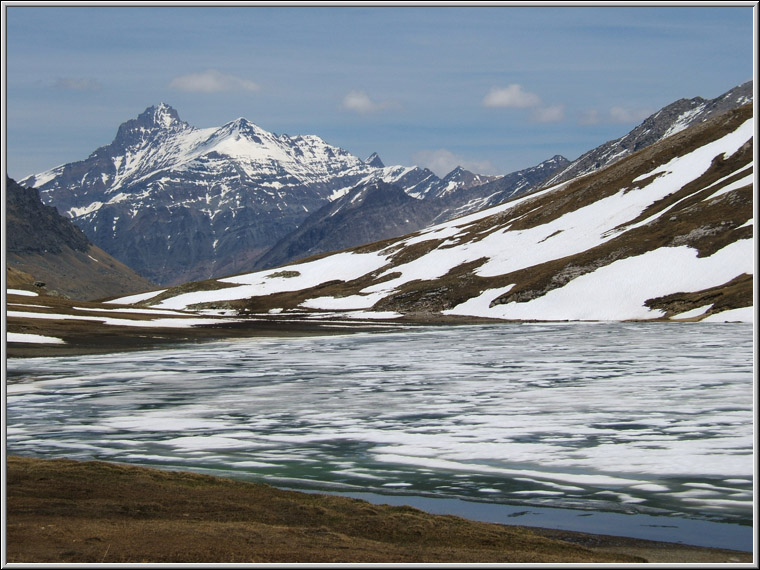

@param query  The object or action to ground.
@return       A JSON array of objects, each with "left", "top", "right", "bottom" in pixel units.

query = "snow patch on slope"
[
  {"left": 702, "top": 307, "right": 754, "bottom": 323},
  {"left": 155, "top": 251, "right": 389, "bottom": 310},
  {"left": 446, "top": 240, "right": 752, "bottom": 321},
  {"left": 7, "top": 332, "right": 65, "bottom": 344}
]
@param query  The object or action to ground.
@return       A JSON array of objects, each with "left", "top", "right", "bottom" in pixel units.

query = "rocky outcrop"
[{"left": 6, "top": 177, "right": 90, "bottom": 255}]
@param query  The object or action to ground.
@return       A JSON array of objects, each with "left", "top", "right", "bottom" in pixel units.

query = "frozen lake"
[{"left": 5, "top": 322, "right": 754, "bottom": 551}]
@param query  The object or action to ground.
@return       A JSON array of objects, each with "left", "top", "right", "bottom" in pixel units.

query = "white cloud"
[
  {"left": 411, "top": 149, "right": 498, "bottom": 178},
  {"left": 53, "top": 77, "right": 102, "bottom": 91},
  {"left": 482, "top": 84, "right": 541, "bottom": 108},
  {"left": 341, "top": 90, "right": 398, "bottom": 114},
  {"left": 609, "top": 105, "right": 652, "bottom": 124},
  {"left": 578, "top": 106, "right": 652, "bottom": 125},
  {"left": 578, "top": 109, "right": 602, "bottom": 125},
  {"left": 168, "top": 69, "right": 260, "bottom": 93},
  {"left": 532, "top": 104, "right": 565, "bottom": 123}
]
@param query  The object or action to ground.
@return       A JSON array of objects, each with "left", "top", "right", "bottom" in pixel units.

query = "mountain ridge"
[
  {"left": 123, "top": 103, "right": 753, "bottom": 324},
  {"left": 255, "top": 154, "right": 568, "bottom": 270},
  {"left": 544, "top": 80, "right": 753, "bottom": 187}
]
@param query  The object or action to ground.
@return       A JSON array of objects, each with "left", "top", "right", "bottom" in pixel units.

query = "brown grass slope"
[
  {"left": 6, "top": 456, "right": 752, "bottom": 564},
  {"left": 375, "top": 104, "right": 753, "bottom": 316}
]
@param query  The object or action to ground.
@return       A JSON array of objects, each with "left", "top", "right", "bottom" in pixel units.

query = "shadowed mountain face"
[
  {"left": 254, "top": 156, "right": 570, "bottom": 270},
  {"left": 253, "top": 181, "right": 441, "bottom": 270},
  {"left": 132, "top": 104, "right": 752, "bottom": 324},
  {"left": 6, "top": 177, "right": 155, "bottom": 300},
  {"left": 6, "top": 177, "right": 91, "bottom": 255}
]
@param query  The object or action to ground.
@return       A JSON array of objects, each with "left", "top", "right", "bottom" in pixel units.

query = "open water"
[{"left": 5, "top": 322, "right": 754, "bottom": 551}]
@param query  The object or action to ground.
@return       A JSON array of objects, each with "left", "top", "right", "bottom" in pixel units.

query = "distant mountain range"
[
  {"left": 5, "top": 177, "right": 154, "bottom": 300},
  {"left": 21, "top": 105, "right": 495, "bottom": 285},
  {"left": 253, "top": 155, "right": 569, "bottom": 270},
  {"left": 21, "top": 80, "right": 753, "bottom": 290},
  {"left": 124, "top": 103, "right": 753, "bottom": 323}
]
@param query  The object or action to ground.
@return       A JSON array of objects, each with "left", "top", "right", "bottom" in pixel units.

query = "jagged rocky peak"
[
  {"left": 215, "top": 116, "right": 271, "bottom": 142},
  {"left": 227, "top": 116, "right": 263, "bottom": 132},
  {"left": 150, "top": 103, "right": 184, "bottom": 128},
  {"left": 136, "top": 103, "right": 185, "bottom": 130},
  {"left": 365, "top": 152, "right": 385, "bottom": 168},
  {"left": 442, "top": 166, "right": 469, "bottom": 179},
  {"left": 541, "top": 155, "right": 569, "bottom": 167},
  {"left": 114, "top": 103, "right": 188, "bottom": 145}
]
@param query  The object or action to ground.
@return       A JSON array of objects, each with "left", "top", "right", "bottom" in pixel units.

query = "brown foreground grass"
[{"left": 5, "top": 456, "right": 752, "bottom": 564}]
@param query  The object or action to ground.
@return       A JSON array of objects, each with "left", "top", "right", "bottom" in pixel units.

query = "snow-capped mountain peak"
[
  {"left": 219, "top": 116, "right": 268, "bottom": 137},
  {"left": 23, "top": 105, "right": 489, "bottom": 285},
  {"left": 365, "top": 152, "right": 385, "bottom": 168},
  {"left": 443, "top": 165, "right": 467, "bottom": 178},
  {"left": 152, "top": 102, "right": 185, "bottom": 129},
  {"left": 117, "top": 103, "right": 189, "bottom": 139}
]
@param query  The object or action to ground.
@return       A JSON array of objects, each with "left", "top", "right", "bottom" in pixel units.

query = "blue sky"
[{"left": 4, "top": 3, "right": 755, "bottom": 180}]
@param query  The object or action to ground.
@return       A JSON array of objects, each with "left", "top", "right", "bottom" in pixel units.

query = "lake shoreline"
[
  {"left": 5, "top": 455, "right": 754, "bottom": 564},
  {"left": 6, "top": 296, "right": 507, "bottom": 359},
  {"left": 6, "top": 305, "right": 740, "bottom": 359}
]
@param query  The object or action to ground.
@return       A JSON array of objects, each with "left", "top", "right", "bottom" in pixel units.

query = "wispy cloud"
[
  {"left": 341, "top": 90, "right": 399, "bottom": 114},
  {"left": 411, "top": 148, "right": 498, "bottom": 177},
  {"left": 168, "top": 69, "right": 260, "bottom": 93},
  {"left": 608, "top": 105, "right": 652, "bottom": 124},
  {"left": 482, "top": 84, "right": 541, "bottom": 108},
  {"left": 579, "top": 106, "right": 652, "bottom": 125},
  {"left": 53, "top": 77, "right": 102, "bottom": 91},
  {"left": 532, "top": 104, "right": 566, "bottom": 123},
  {"left": 484, "top": 84, "right": 565, "bottom": 124},
  {"left": 578, "top": 109, "right": 602, "bottom": 126}
]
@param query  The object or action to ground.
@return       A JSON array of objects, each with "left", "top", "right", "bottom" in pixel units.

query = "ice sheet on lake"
[{"left": 5, "top": 322, "right": 753, "bottom": 526}]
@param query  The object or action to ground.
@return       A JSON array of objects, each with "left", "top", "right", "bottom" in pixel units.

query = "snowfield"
[
  {"left": 445, "top": 240, "right": 753, "bottom": 321},
  {"left": 151, "top": 251, "right": 389, "bottom": 310}
]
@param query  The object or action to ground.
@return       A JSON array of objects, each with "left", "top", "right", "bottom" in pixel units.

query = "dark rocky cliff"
[{"left": 6, "top": 177, "right": 155, "bottom": 300}]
